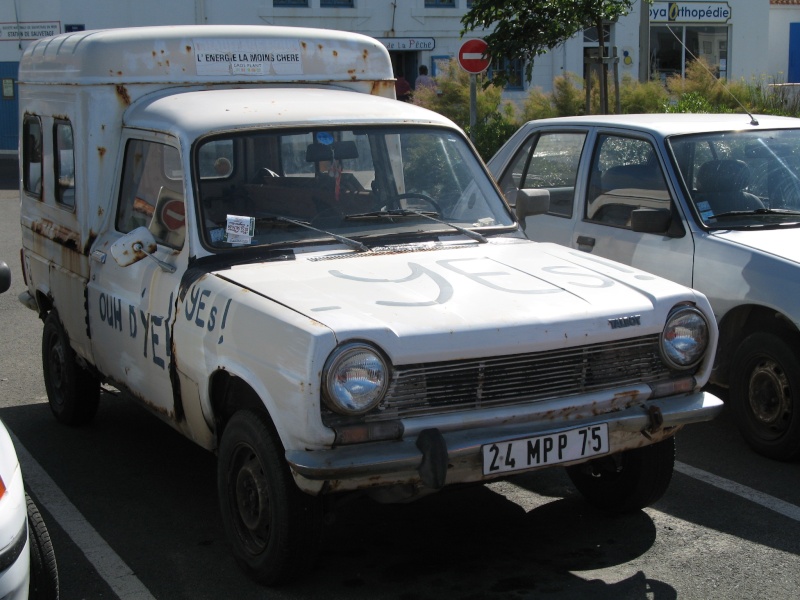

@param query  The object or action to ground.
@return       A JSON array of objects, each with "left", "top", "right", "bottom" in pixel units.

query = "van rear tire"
[{"left": 42, "top": 310, "right": 100, "bottom": 426}]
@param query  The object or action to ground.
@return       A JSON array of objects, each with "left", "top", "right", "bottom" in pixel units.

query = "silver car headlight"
[
  {"left": 323, "top": 343, "right": 389, "bottom": 415},
  {"left": 661, "top": 305, "right": 709, "bottom": 370}
]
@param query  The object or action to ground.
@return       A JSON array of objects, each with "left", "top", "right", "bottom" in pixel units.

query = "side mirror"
[
  {"left": 630, "top": 208, "right": 671, "bottom": 234},
  {"left": 0, "top": 261, "right": 10, "bottom": 294},
  {"left": 110, "top": 227, "right": 176, "bottom": 273},
  {"left": 515, "top": 188, "right": 550, "bottom": 230}
]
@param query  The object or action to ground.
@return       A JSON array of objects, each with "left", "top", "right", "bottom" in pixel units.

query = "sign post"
[{"left": 458, "top": 39, "right": 491, "bottom": 143}]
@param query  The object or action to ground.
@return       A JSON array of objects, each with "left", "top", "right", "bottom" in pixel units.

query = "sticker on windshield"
[
  {"left": 225, "top": 215, "right": 255, "bottom": 245},
  {"left": 316, "top": 132, "right": 334, "bottom": 145}
]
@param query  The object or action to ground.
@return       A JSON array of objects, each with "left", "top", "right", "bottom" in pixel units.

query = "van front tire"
[
  {"left": 565, "top": 436, "right": 675, "bottom": 513},
  {"left": 217, "top": 410, "right": 323, "bottom": 586},
  {"left": 42, "top": 310, "right": 100, "bottom": 425}
]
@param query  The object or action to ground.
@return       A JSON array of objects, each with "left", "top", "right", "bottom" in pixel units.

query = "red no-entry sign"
[
  {"left": 160, "top": 199, "right": 186, "bottom": 231},
  {"left": 458, "top": 38, "right": 491, "bottom": 74}
]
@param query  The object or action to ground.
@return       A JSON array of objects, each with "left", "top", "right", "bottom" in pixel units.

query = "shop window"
[
  {"left": 321, "top": 0, "right": 353, "bottom": 5},
  {"left": 650, "top": 25, "right": 729, "bottom": 81},
  {"left": 583, "top": 24, "right": 611, "bottom": 44},
  {"left": 22, "top": 116, "right": 43, "bottom": 199},
  {"left": 489, "top": 57, "right": 524, "bottom": 90},
  {"left": 53, "top": 120, "right": 75, "bottom": 209}
]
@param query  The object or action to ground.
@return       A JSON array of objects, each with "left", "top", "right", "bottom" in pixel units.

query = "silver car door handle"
[
  {"left": 576, "top": 235, "right": 595, "bottom": 252},
  {"left": 91, "top": 250, "right": 106, "bottom": 264}
]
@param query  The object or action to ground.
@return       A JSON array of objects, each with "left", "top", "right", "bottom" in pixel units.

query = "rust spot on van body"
[
  {"left": 371, "top": 80, "right": 395, "bottom": 96},
  {"left": 116, "top": 84, "right": 131, "bottom": 106},
  {"left": 97, "top": 146, "right": 106, "bottom": 158},
  {"left": 30, "top": 219, "right": 80, "bottom": 252}
]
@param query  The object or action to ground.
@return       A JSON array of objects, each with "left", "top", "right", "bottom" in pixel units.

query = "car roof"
[
  {"left": 522, "top": 113, "right": 800, "bottom": 137},
  {"left": 124, "top": 86, "right": 459, "bottom": 139}
]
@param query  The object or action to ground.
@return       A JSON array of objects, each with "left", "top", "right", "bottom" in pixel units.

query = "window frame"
[
  {"left": 22, "top": 115, "right": 43, "bottom": 200},
  {"left": 53, "top": 119, "right": 76, "bottom": 210}
]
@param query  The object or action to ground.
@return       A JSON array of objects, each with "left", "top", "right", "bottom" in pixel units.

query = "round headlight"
[
  {"left": 661, "top": 305, "right": 709, "bottom": 370},
  {"left": 323, "top": 343, "right": 389, "bottom": 415}
]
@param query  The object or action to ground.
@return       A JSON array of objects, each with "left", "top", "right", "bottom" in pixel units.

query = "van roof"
[
  {"left": 19, "top": 25, "right": 393, "bottom": 86},
  {"left": 124, "top": 87, "right": 456, "bottom": 138}
]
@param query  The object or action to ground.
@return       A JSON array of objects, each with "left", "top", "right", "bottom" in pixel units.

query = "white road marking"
[
  {"left": 9, "top": 430, "right": 156, "bottom": 600},
  {"left": 676, "top": 461, "right": 800, "bottom": 522}
]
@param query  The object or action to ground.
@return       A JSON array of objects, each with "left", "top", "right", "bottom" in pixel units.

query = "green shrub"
[
  {"left": 664, "top": 91, "right": 714, "bottom": 113},
  {"left": 620, "top": 75, "right": 669, "bottom": 114},
  {"left": 412, "top": 58, "right": 520, "bottom": 160}
]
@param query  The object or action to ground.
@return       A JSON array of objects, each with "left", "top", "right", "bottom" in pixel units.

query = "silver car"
[{"left": 488, "top": 113, "right": 800, "bottom": 460}]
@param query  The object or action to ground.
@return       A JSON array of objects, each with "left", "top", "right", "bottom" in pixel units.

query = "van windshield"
[{"left": 194, "top": 126, "right": 514, "bottom": 249}]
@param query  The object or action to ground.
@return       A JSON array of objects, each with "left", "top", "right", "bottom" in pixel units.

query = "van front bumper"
[{"left": 286, "top": 391, "right": 723, "bottom": 495}]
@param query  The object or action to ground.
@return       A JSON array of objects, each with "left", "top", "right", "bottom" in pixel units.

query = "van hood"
[
  {"left": 710, "top": 228, "right": 800, "bottom": 263},
  {"left": 215, "top": 238, "right": 701, "bottom": 363}
]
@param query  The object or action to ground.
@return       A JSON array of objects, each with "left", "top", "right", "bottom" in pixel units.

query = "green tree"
[{"left": 461, "top": 0, "right": 641, "bottom": 113}]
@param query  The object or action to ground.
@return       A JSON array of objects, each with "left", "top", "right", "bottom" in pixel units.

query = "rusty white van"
[{"left": 18, "top": 25, "right": 722, "bottom": 585}]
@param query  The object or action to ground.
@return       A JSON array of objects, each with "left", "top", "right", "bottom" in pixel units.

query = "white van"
[{"left": 18, "top": 25, "right": 722, "bottom": 585}]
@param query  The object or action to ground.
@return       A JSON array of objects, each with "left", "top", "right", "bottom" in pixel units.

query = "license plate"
[{"left": 482, "top": 423, "right": 609, "bottom": 475}]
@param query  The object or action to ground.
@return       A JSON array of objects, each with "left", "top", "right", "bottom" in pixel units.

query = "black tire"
[
  {"left": 27, "top": 493, "right": 59, "bottom": 600},
  {"left": 730, "top": 332, "right": 800, "bottom": 460},
  {"left": 42, "top": 310, "right": 100, "bottom": 426},
  {"left": 217, "top": 410, "right": 323, "bottom": 585},
  {"left": 566, "top": 436, "right": 675, "bottom": 514}
]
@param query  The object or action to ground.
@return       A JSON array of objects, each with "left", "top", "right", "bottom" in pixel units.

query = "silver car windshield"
[
  {"left": 669, "top": 128, "right": 800, "bottom": 228},
  {"left": 194, "top": 126, "right": 514, "bottom": 249}
]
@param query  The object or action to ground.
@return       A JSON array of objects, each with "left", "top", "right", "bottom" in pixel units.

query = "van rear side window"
[
  {"left": 22, "top": 116, "right": 43, "bottom": 199},
  {"left": 54, "top": 120, "right": 75, "bottom": 209}
]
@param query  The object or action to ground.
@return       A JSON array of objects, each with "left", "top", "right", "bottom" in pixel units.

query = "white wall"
[{"left": 0, "top": 0, "right": 781, "bottom": 90}]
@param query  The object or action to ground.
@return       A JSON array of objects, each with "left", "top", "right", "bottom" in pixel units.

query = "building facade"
[{"left": 0, "top": 0, "right": 790, "bottom": 153}]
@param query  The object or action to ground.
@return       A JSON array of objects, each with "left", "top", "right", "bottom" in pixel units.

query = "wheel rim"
[
  {"left": 748, "top": 356, "right": 792, "bottom": 437},
  {"left": 229, "top": 444, "right": 271, "bottom": 555},
  {"left": 47, "top": 333, "right": 66, "bottom": 407}
]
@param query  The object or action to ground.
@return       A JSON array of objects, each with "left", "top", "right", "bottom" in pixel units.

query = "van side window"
[
  {"left": 54, "top": 121, "right": 76, "bottom": 209},
  {"left": 117, "top": 139, "right": 185, "bottom": 249},
  {"left": 22, "top": 116, "right": 43, "bottom": 199}
]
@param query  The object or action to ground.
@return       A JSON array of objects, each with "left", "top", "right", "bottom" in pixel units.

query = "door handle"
[
  {"left": 91, "top": 250, "right": 106, "bottom": 264},
  {"left": 576, "top": 235, "right": 595, "bottom": 252}
]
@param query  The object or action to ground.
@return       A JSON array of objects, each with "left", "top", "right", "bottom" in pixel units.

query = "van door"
[{"left": 86, "top": 135, "right": 187, "bottom": 417}]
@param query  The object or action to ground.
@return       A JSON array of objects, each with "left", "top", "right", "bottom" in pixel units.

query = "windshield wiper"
[
  {"left": 257, "top": 215, "right": 369, "bottom": 252},
  {"left": 345, "top": 208, "right": 488, "bottom": 243},
  {"left": 711, "top": 208, "right": 800, "bottom": 219}
]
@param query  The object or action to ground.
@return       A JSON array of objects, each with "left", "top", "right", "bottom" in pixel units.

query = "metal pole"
[{"left": 469, "top": 74, "right": 477, "bottom": 142}]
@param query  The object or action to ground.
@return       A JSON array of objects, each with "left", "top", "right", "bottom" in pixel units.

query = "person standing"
[
  {"left": 415, "top": 65, "right": 435, "bottom": 90},
  {"left": 394, "top": 68, "right": 412, "bottom": 101}
]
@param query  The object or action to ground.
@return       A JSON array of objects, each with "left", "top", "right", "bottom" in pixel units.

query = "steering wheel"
[{"left": 389, "top": 192, "right": 444, "bottom": 215}]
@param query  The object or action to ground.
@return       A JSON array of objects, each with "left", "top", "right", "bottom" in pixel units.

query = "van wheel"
[
  {"left": 42, "top": 311, "right": 100, "bottom": 425},
  {"left": 565, "top": 436, "right": 675, "bottom": 513},
  {"left": 27, "top": 493, "right": 59, "bottom": 600},
  {"left": 217, "top": 410, "right": 323, "bottom": 585},
  {"left": 730, "top": 332, "right": 800, "bottom": 460}
]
